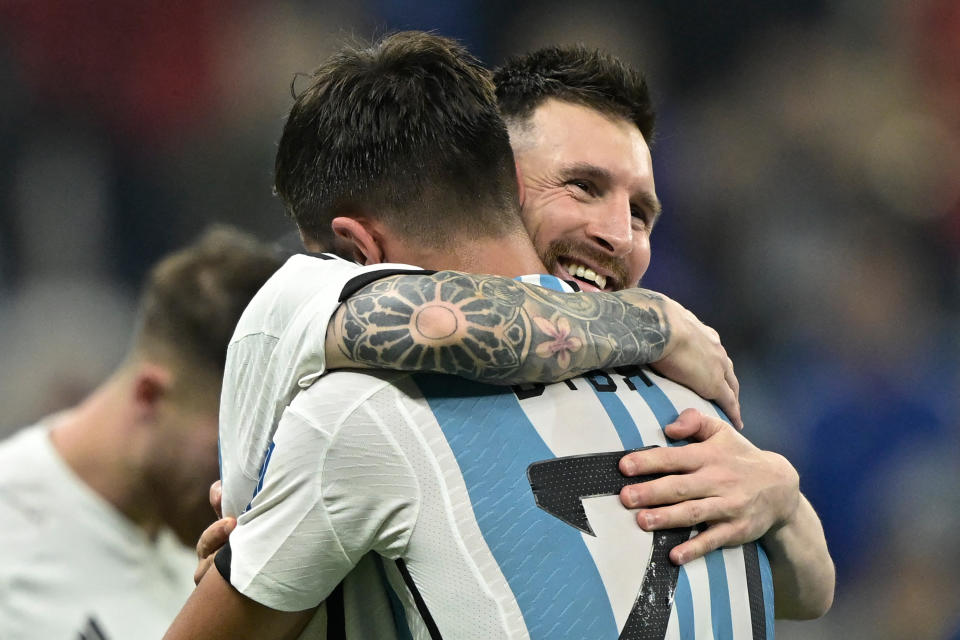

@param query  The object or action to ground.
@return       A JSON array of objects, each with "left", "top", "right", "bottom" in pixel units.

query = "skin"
[{"left": 512, "top": 98, "right": 660, "bottom": 293}]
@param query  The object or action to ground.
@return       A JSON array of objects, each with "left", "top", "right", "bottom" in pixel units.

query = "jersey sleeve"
[
  {"left": 220, "top": 391, "right": 419, "bottom": 612},
  {"left": 219, "top": 255, "right": 428, "bottom": 518}
]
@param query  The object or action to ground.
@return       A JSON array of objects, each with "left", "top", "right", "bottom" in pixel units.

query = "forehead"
[
  {"left": 515, "top": 98, "right": 656, "bottom": 202},
  {"left": 528, "top": 98, "right": 650, "bottom": 171}
]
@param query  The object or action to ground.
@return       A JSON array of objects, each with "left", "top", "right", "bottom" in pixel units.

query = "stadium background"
[{"left": 0, "top": 1, "right": 957, "bottom": 638}]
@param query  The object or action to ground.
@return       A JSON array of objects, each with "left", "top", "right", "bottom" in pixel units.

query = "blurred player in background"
[
  {"left": 169, "top": 32, "right": 831, "bottom": 639},
  {"left": 0, "top": 227, "right": 282, "bottom": 639}
]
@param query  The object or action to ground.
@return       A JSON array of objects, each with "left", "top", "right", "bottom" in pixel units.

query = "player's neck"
[
  {"left": 48, "top": 372, "right": 162, "bottom": 539},
  {"left": 402, "top": 229, "right": 546, "bottom": 278}
]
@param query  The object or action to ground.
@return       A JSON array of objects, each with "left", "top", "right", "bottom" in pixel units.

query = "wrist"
[{"left": 764, "top": 453, "right": 801, "bottom": 536}]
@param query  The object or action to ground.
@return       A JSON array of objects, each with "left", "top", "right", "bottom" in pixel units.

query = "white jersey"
[
  {"left": 218, "top": 269, "right": 774, "bottom": 639},
  {"left": 218, "top": 253, "right": 427, "bottom": 520},
  {"left": 0, "top": 423, "right": 196, "bottom": 640}
]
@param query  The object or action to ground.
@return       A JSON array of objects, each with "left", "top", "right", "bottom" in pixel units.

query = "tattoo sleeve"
[{"left": 330, "top": 271, "right": 671, "bottom": 384}]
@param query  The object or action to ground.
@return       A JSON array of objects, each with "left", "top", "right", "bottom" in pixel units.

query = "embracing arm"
[
  {"left": 761, "top": 495, "right": 835, "bottom": 619},
  {"left": 618, "top": 409, "right": 834, "bottom": 619},
  {"left": 164, "top": 567, "right": 314, "bottom": 640},
  {"left": 325, "top": 270, "right": 740, "bottom": 426}
]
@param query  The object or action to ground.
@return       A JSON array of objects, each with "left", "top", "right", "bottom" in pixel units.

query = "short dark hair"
[
  {"left": 133, "top": 225, "right": 282, "bottom": 377},
  {"left": 275, "top": 31, "right": 522, "bottom": 249},
  {"left": 494, "top": 45, "right": 656, "bottom": 143}
]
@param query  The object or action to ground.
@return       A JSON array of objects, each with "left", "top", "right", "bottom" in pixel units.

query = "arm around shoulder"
[{"left": 325, "top": 270, "right": 740, "bottom": 423}]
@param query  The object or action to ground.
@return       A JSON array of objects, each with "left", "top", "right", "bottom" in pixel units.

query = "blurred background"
[{"left": 0, "top": 0, "right": 957, "bottom": 637}]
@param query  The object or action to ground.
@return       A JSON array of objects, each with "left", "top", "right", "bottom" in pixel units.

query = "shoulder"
[
  {"left": 288, "top": 369, "right": 417, "bottom": 433},
  {"left": 0, "top": 424, "right": 47, "bottom": 480}
]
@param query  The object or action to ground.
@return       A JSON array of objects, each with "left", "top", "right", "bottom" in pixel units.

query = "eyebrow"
[{"left": 558, "top": 162, "right": 663, "bottom": 224}]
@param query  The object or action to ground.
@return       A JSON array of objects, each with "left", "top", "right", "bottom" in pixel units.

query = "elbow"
[
  {"left": 811, "top": 572, "right": 836, "bottom": 619},
  {"left": 798, "top": 584, "right": 835, "bottom": 621},
  {"left": 777, "top": 561, "right": 836, "bottom": 620},
  {"left": 807, "top": 557, "right": 836, "bottom": 619}
]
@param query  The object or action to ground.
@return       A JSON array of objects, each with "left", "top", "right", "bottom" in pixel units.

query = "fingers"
[
  {"left": 194, "top": 517, "right": 235, "bottom": 585},
  {"left": 631, "top": 496, "right": 728, "bottom": 530},
  {"left": 194, "top": 555, "right": 215, "bottom": 586},
  {"left": 196, "top": 517, "right": 236, "bottom": 561},
  {"left": 619, "top": 438, "right": 702, "bottom": 476},
  {"left": 209, "top": 480, "right": 223, "bottom": 519},
  {"left": 722, "top": 355, "right": 743, "bottom": 430},
  {"left": 620, "top": 470, "right": 716, "bottom": 509},
  {"left": 669, "top": 522, "right": 740, "bottom": 565},
  {"left": 662, "top": 408, "right": 730, "bottom": 443}
]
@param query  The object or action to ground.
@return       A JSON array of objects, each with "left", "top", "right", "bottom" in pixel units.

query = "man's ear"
[
  {"left": 331, "top": 217, "right": 386, "bottom": 265},
  {"left": 515, "top": 159, "right": 526, "bottom": 208},
  {"left": 132, "top": 363, "right": 173, "bottom": 420}
]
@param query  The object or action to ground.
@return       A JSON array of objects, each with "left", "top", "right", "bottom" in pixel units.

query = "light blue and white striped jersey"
[{"left": 221, "top": 272, "right": 774, "bottom": 639}]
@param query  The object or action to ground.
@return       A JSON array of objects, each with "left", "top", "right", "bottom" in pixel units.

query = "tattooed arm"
[{"left": 326, "top": 271, "right": 740, "bottom": 425}]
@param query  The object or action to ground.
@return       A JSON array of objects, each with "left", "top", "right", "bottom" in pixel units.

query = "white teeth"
[{"left": 562, "top": 261, "right": 607, "bottom": 289}]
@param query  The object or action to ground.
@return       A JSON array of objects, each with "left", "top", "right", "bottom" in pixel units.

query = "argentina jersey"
[
  {"left": 223, "top": 273, "right": 774, "bottom": 639},
  {"left": 407, "top": 273, "right": 774, "bottom": 639},
  {"left": 408, "top": 364, "right": 774, "bottom": 640}
]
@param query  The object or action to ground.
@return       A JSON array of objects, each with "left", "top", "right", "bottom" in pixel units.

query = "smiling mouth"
[{"left": 557, "top": 259, "right": 611, "bottom": 291}]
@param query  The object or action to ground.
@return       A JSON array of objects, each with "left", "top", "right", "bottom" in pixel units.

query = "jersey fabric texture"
[
  {"left": 0, "top": 423, "right": 196, "bottom": 640},
  {"left": 219, "top": 268, "right": 775, "bottom": 639},
  {"left": 218, "top": 253, "right": 428, "bottom": 520}
]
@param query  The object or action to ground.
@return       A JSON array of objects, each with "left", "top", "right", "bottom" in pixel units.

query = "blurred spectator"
[{"left": 0, "top": 227, "right": 282, "bottom": 638}]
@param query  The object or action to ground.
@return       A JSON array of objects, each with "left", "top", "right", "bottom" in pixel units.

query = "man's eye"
[
  {"left": 568, "top": 180, "right": 593, "bottom": 195},
  {"left": 630, "top": 205, "right": 650, "bottom": 227}
]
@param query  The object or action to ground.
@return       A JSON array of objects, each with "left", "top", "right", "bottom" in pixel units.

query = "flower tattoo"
[{"left": 534, "top": 316, "right": 583, "bottom": 369}]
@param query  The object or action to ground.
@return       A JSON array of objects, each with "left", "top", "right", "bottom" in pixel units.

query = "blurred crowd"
[{"left": 0, "top": 1, "right": 957, "bottom": 638}]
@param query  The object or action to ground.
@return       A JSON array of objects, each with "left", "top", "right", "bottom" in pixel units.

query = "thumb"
[
  {"left": 209, "top": 480, "right": 223, "bottom": 519},
  {"left": 664, "top": 408, "right": 728, "bottom": 442}
]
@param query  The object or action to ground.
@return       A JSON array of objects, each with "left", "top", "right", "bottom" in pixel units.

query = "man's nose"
[{"left": 585, "top": 198, "right": 633, "bottom": 256}]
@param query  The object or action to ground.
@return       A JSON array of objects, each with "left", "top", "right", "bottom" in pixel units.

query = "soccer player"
[
  {"left": 166, "top": 33, "right": 831, "bottom": 639},
  {"left": 0, "top": 227, "right": 282, "bottom": 639},
  {"left": 493, "top": 47, "right": 832, "bottom": 610}
]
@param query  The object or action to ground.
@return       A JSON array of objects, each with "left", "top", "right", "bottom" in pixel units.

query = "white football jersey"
[
  {"left": 218, "top": 253, "right": 427, "bottom": 520},
  {"left": 0, "top": 424, "right": 196, "bottom": 640}
]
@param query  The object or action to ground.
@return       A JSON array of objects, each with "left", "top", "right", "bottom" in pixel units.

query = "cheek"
[
  {"left": 523, "top": 200, "right": 581, "bottom": 247},
  {"left": 629, "top": 236, "right": 652, "bottom": 284},
  {"left": 175, "top": 417, "right": 220, "bottom": 484}
]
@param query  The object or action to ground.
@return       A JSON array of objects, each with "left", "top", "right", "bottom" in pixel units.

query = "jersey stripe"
[
  {"left": 244, "top": 441, "right": 276, "bottom": 512},
  {"left": 722, "top": 547, "right": 755, "bottom": 640},
  {"left": 758, "top": 545, "right": 775, "bottom": 639},
  {"left": 581, "top": 371, "right": 647, "bottom": 449},
  {"left": 705, "top": 551, "right": 734, "bottom": 638},
  {"left": 416, "top": 374, "right": 619, "bottom": 638},
  {"left": 396, "top": 559, "right": 443, "bottom": 640},
  {"left": 674, "top": 568, "right": 695, "bottom": 639},
  {"left": 517, "top": 274, "right": 563, "bottom": 291},
  {"left": 682, "top": 557, "right": 713, "bottom": 636},
  {"left": 620, "top": 368, "right": 687, "bottom": 446},
  {"left": 375, "top": 556, "right": 414, "bottom": 640}
]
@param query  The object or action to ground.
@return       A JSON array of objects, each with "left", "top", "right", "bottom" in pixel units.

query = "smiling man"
[{"left": 496, "top": 47, "right": 660, "bottom": 294}]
